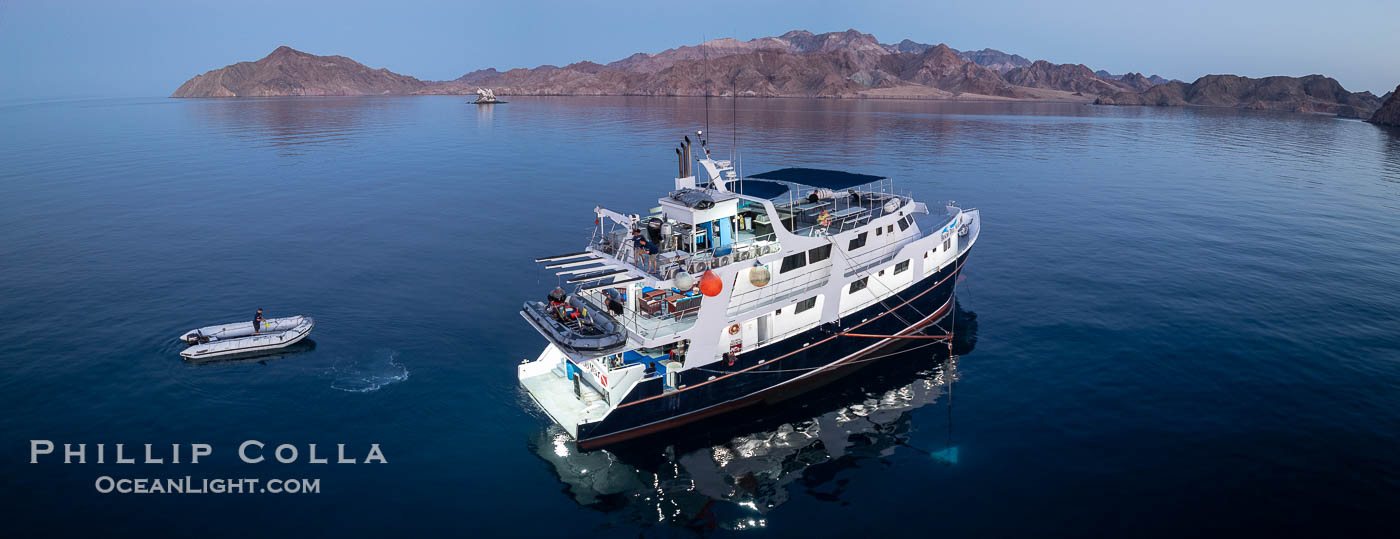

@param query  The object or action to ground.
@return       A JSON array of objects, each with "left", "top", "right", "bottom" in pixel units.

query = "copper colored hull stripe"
[{"left": 577, "top": 294, "right": 956, "bottom": 449}]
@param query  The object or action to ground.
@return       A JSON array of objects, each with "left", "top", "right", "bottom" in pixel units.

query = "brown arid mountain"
[
  {"left": 1369, "top": 85, "right": 1400, "bottom": 126},
  {"left": 1003, "top": 60, "right": 1129, "bottom": 95},
  {"left": 432, "top": 42, "right": 1041, "bottom": 100},
  {"left": 893, "top": 44, "right": 1025, "bottom": 97},
  {"left": 170, "top": 30, "right": 1378, "bottom": 120},
  {"left": 1095, "top": 74, "right": 1383, "bottom": 118},
  {"left": 168, "top": 30, "right": 1133, "bottom": 101},
  {"left": 171, "top": 46, "right": 428, "bottom": 97},
  {"left": 605, "top": 30, "right": 888, "bottom": 74},
  {"left": 1096, "top": 70, "right": 1173, "bottom": 87},
  {"left": 957, "top": 48, "right": 1033, "bottom": 73}
]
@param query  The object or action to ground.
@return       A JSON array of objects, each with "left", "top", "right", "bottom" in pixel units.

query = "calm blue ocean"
[{"left": 2, "top": 96, "right": 1398, "bottom": 536}]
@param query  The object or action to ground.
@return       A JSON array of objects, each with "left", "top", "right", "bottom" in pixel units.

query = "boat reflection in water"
[{"left": 528, "top": 304, "right": 977, "bottom": 532}]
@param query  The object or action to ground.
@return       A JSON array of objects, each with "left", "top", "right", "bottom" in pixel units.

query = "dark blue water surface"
[{"left": 2, "top": 96, "right": 1399, "bottom": 537}]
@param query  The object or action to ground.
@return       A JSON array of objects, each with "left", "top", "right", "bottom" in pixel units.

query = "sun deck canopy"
[
  {"left": 748, "top": 168, "right": 887, "bottom": 191},
  {"left": 729, "top": 179, "right": 790, "bottom": 200}
]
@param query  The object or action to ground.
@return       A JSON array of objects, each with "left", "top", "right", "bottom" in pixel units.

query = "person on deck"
[
  {"left": 646, "top": 236, "right": 660, "bottom": 273},
  {"left": 631, "top": 229, "right": 652, "bottom": 272},
  {"left": 253, "top": 308, "right": 264, "bottom": 334}
]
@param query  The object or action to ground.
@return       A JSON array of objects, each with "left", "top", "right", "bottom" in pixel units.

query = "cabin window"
[
  {"left": 887, "top": 225, "right": 894, "bottom": 234},
  {"left": 898, "top": 216, "right": 911, "bottom": 231},
  {"left": 848, "top": 232, "right": 867, "bottom": 250},
  {"left": 875, "top": 227, "right": 882, "bottom": 236},
  {"left": 795, "top": 296, "right": 817, "bottom": 314},
  {"left": 849, "top": 277, "right": 868, "bottom": 293},
  {"left": 807, "top": 244, "right": 832, "bottom": 263},
  {"left": 895, "top": 260, "right": 910, "bottom": 275},
  {"left": 780, "top": 252, "right": 807, "bottom": 273},
  {"left": 944, "top": 238, "right": 952, "bottom": 251}
]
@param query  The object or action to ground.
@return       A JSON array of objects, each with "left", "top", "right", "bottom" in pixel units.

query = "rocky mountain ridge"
[
  {"left": 171, "top": 46, "right": 428, "bottom": 97},
  {"left": 170, "top": 30, "right": 1389, "bottom": 119},
  {"left": 1369, "top": 85, "right": 1400, "bottom": 126},
  {"left": 1095, "top": 74, "right": 1383, "bottom": 117}
]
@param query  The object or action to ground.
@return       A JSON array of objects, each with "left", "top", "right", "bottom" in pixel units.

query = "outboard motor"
[{"left": 647, "top": 217, "right": 663, "bottom": 246}]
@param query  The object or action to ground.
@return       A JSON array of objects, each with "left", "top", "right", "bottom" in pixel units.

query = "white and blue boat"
[{"left": 518, "top": 134, "right": 981, "bottom": 449}]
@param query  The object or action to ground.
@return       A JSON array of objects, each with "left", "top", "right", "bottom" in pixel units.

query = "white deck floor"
[{"left": 520, "top": 368, "right": 610, "bottom": 439}]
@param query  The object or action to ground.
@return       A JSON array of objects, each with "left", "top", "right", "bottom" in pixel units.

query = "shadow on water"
[
  {"left": 527, "top": 303, "right": 977, "bottom": 533},
  {"left": 181, "top": 338, "right": 317, "bottom": 366}
]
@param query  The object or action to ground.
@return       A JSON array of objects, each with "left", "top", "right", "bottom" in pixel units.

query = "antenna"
[
  {"left": 702, "top": 33, "right": 711, "bottom": 144},
  {"left": 731, "top": 27, "right": 740, "bottom": 190}
]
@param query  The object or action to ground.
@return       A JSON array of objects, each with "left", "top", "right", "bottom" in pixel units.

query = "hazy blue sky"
[{"left": 2, "top": 0, "right": 1397, "bottom": 99}]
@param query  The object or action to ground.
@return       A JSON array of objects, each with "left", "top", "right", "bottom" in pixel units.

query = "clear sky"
[{"left": 1, "top": 0, "right": 1397, "bottom": 99}]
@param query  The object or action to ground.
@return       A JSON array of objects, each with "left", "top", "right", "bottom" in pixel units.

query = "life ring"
[{"left": 728, "top": 324, "right": 740, "bottom": 335}]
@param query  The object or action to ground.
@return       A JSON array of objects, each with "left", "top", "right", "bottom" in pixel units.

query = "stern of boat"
[{"left": 518, "top": 344, "right": 613, "bottom": 439}]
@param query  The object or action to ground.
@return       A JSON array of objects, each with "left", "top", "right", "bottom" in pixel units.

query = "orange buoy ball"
[{"left": 699, "top": 270, "right": 723, "bottom": 297}]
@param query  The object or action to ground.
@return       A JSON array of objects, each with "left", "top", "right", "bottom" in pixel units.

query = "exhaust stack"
[{"left": 683, "top": 136, "right": 692, "bottom": 177}]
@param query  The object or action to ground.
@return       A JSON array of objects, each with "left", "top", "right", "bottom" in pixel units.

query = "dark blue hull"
[{"left": 577, "top": 251, "right": 969, "bottom": 448}]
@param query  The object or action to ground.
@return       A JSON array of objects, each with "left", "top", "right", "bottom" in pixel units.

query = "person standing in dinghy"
[{"left": 253, "top": 309, "right": 264, "bottom": 334}]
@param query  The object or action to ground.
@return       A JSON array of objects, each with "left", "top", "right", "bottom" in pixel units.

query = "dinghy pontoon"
[
  {"left": 521, "top": 289, "right": 627, "bottom": 353},
  {"left": 178, "top": 315, "right": 315, "bottom": 360}
]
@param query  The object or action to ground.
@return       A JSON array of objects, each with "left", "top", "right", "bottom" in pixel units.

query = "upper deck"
[{"left": 531, "top": 135, "right": 954, "bottom": 350}]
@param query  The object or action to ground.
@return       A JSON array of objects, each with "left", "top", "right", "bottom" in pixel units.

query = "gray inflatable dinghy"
[
  {"left": 522, "top": 292, "right": 626, "bottom": 353},
  {"left": 178, "top": 315, "right": 315, "bottom": 360}
]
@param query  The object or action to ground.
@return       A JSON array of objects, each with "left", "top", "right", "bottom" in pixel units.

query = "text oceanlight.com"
[{"left": 95, "top": 476, "right": 320, "bottom": 494}]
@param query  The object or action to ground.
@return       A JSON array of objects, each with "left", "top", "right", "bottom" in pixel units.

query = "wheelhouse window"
[
  {"left": 780, "top": 252, "right": 807, "bottom": 273},
  {"left": 808, "top": 245, "right": 832, "bottom": 263},
  {"left": 849, "top": 277, "right": 868, "bottom": 293},
  {"left": 795, "top": 296, "right": 817, "bottom": 314},
  {"left": 894, "top": 260, "right": 910, "bottom": 274},
  {"left": 943, "top": 238, "right": 952, "bottom": 251},
  {"left": 898, "top": 216, "right": 911, "bottom": 231},
  {"left": 848, "top": 232, "right": 867, "bottom": 250}
]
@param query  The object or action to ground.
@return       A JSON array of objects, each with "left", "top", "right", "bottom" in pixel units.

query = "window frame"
[
  {"left": 780, "top": 252, "right": 807, "bottom": 273},
  {"left": 848, "top": 232, "right": 868, "bottom": 250}
]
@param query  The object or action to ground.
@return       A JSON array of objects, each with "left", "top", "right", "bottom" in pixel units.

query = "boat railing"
[
  {"left": 657, "top": 232, "right": 781, "bottom": 278},
  {"left": 724, "top": 262, "right": 831, "bottom": 317},
  {"left": 577, "top": 288, "right": 701, "bottom": 340},
  {"left": 594, "top": 230, "right": 783, "bottom": 279},
  {"left": 780, "top": 193, "right": 912, "bottom": 238}
]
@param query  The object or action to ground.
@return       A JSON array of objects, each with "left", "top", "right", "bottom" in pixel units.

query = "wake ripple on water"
[{"left": 327, "top": 349, "right": 409, "bottom": 393}]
